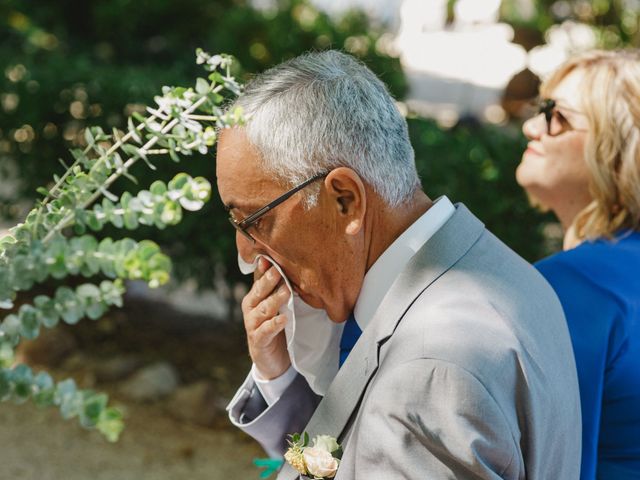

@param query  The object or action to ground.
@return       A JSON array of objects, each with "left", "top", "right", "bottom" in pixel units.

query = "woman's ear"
[{"left": 324, "top": 168, "right": 366, "bottom": 236}]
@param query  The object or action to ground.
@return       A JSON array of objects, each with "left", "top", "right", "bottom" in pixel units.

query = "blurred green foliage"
[
  {"left": 0, "top": 0, "right": 406, "bottom": 289},
  {"left": 410, "top": 117, "right": 551, "bottom": 262},
  {"left": 0, "top": 57, "right": 239, "bottom": 438},
  {"left": 6, "top": 0, "right": 616, "bottom": 296},
  {"left": 501, "top": 0, "right": 640, "bottom": 48}
]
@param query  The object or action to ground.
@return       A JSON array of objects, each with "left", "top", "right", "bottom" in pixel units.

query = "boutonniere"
[{"left": 284, "top": 432, "right": 342, "bottom": 479}]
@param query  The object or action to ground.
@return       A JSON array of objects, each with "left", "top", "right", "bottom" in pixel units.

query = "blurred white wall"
[
  {"left": 394, "top": 0, "right": 527, "bottom": 124},
  {"left": 261, "top": 0, "right": 599, "bottom": 125}
]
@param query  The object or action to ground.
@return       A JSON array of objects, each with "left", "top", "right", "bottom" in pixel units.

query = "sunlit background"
[{"left": 0, "top": 0, "right": 638, "bottom": 478}]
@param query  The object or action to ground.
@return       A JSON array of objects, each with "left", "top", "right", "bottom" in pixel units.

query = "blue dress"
[{"left": 536, "top": 231, "right": 640, "bottom": 480}]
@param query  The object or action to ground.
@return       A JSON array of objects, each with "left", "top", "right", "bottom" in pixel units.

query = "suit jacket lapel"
[{"left": 277, "top": 204, "right": 484, "bottom": 480}]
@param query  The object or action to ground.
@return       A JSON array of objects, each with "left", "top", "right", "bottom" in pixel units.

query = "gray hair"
[{"left": 228, "top": 50, "right": 420, "bottom": 207}]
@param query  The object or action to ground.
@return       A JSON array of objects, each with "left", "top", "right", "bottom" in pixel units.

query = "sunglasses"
[{"left": 536, "top": 98, "right": 587, "bottom": 137}]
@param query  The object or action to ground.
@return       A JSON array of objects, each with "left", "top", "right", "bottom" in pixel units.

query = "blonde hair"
[{"left": 541, "top": 50, "right": 640, "bottom": 243}]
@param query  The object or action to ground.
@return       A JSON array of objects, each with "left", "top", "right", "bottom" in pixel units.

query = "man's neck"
[{"left": 365, "top": 190, "right": 432, "bottom": 272}]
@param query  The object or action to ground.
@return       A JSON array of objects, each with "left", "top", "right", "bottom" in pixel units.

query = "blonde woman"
[{"left": 517, "top": 50, "right": 640, "bottom": 479}]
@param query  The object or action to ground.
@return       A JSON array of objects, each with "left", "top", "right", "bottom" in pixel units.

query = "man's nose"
[
  {"left": 236, "top": 230, "right": 259, "bottom": 264},
  {"left": 523, "top": 113, "right": 545, "bottom": 140}
]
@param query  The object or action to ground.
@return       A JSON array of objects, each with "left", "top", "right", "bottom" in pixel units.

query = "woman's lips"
[{"left": 525, "top": 145, "right": 543, "bottom": 157}]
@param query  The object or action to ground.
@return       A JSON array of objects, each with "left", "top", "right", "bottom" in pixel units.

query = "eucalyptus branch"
[
  {"left": 0, "top": 50, "right": 241, "bottom": 441},
  {"left": 42, "top": 114, "right": 154, "bottom": 207},
  {"left": 31, "top": 117, "right": 161, "bottom": 240},
  {"left": 42, "top": 154, "right": 85, "bottom": 205},
  {"left": 90, "top": 115, "right": 158, "bottom": 172},
  {"left": 0, "top": 365, "right": 124, "bottom": 442},
  {"left": 42, "top": 89, "right": 211, "bottom": 243},
  {"left": 0, "top": 280, "right": 126, "bottom": 346}
]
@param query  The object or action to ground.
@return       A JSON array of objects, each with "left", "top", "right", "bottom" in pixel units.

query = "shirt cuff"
[{"left": 251, "top": 364, "right": 297, "bottom": 406}]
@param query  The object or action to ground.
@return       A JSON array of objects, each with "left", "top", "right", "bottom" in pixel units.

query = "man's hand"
[{"left": 241, "top": 257, "right": 292, "bottom": 380}]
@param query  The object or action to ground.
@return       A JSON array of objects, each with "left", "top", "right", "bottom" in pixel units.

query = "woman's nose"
[{"left": 523, "top": 114, "right": 545, "bottom": 140}]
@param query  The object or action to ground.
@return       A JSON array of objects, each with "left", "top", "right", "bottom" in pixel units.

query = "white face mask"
[{"left": 238, "top": 254, "right": 343, "bottom": 395}]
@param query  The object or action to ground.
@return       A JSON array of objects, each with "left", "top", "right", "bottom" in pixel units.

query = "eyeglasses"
[
  {"left": 226, "top": 171, "right": 328, "bottom": 243},
  {"left": 537, "top": 98, "right": 587, "bottom": 137}
]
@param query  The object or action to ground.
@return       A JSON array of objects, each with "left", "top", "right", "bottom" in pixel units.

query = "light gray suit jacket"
[{"left": 228, "top": 204, "right": 582, "bottom": 479}]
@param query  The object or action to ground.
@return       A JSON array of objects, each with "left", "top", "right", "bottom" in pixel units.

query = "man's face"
[{"left": 215, "top": 127, "right": 364, "bottom": 322}]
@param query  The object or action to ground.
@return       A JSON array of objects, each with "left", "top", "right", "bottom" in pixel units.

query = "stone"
[
  {"left": 95, "top": 354, "right": 143, "bottom": 382},
  {"left": 166, "top": 381, "right": 219, "bottom": 427},
  {"left": 119, "top": 362, "right": 179, "bottom": 402},
  {"left": 60, "top": 352, "right": 87, "bottom": 371}
]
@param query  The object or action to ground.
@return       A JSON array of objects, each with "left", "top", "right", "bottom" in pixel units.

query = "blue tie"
[{"left": 339, "top": 313, "right": 362, "bottom": 368}]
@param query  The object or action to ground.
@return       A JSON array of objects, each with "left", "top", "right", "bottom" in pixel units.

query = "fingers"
[
  {"left": 257, "top": 282, "right": 290, "bottom": 317},
  {"left": 253, "top": 256, "right": 270, "bottom": 283},
  {"left": 243, "top": 281, "right": 290, "bottom": 327},
  {"left": 249, "top": 313, "right": 288, "bottom": 348},
  {"left": 243, "top": 279, "right": 290, "bottom": 352},
  {"left": 241, "top": 259, "right": 292, "bottom": 377},
  {"left": 244, "top": 264, "right": 285, "bottom": 310}
]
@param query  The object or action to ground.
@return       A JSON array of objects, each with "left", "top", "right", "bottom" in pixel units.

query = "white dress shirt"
[{"left": 252, "top": 196, "right": 456, "bottom": 404}]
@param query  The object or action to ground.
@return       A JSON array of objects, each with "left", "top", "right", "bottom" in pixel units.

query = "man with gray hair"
[{"left": 219, "top": 50, "right": 581, "bottom": 479}]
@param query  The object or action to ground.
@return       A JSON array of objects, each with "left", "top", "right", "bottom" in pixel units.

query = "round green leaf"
[
  {"left": 100, "top": 280, "right": 124, "bottom": 308},
  {"left": 168, "top": 172, "right": 190, "bottom": 191},
  {"left": 55, "top": 287, "right": 84, "bottom": 325},
  {"left": 46, "top": 236, "right": 69, "bottom": 280},
  {"left": 76, "top": 284, "right": 106, "bottom": 319},
  {"left": 81, "top": 392, "right": 108, "bottom": 426},
  {"left": 18, "top": 304, "right": 40, "bottom": 340},
  {"left": 1, "top": 314, "right": 21, "bottom": 343},
  {"left": 11, "top": 256, "right": 36, "bottom": 290},
  {"left": 98, "top": 238, "right": 117, "bottom": 278},
  {"left": 33, "top": 371, "right": 55, "bottom": 407},
  {"left": 136, "top": 240, "right": 160, "bottom": 261},
  {"left": 76, "top": 283, "right": 107, "bottom": 320},
  {"left": 123, "top": 210, "right": 139, "bottom": 230},
  {"left": 120, "top": 191, "right": 132, "bottom": 208},
  {"left": 96, "top": 407, "right": 124, "bottom": 443},
  {"left": 86, "top": 211, "right": 104, "bottom": 232},
  {"left": 10, "top": 364, "right": 34, "bottom": 402},
  {"left": 149, "top": 180, "right": 167, "bottom": 195},
  {"left": 60, "top": 390, "right": 83, "bottom": 419},
  {"left": 55, "top": 379, "right": 82, "bottom": 419},
  {"left": 34, "top": 295, "right": 60, "bottom": 328},
  {"left": 0, "top": 342, "right": 15, "bottom": 368}
]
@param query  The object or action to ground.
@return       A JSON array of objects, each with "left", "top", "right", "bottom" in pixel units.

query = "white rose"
[
  {"left": 303, "top": 446, "right": 339, "bottom": 479},
  {"left": 313, "top": 435, "right": 340, "bottom": 454}
]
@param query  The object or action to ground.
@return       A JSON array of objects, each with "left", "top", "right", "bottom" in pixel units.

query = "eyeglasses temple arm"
[{"left": 238, "top": 172, "right": 328, "bottom": 228}]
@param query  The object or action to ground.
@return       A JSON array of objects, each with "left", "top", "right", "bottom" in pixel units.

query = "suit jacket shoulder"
[
  {"left": 299, "top": 205, "right": 581, "bottom": 480},
  {"left": 366, "top": 222, "right": 581, "bottom": 479}
]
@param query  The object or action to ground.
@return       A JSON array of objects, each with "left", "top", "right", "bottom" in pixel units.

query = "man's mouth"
[
  {"left": 291, "top": 282, "right": 302, "bottom": 296},
  {"left": 291, "top": 283, "right": 315, "bottom": 305}
]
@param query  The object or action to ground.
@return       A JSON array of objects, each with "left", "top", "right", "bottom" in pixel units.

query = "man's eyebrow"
[{"left": 224, "top": 201, "right": 261, "bottom": 213}]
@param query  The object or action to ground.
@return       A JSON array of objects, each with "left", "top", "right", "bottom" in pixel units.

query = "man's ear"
[{"left": 324, "top": 168, "right": 366, "bottom": 236}]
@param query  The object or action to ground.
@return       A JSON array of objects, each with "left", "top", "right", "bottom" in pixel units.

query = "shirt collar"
[{"left": 353, "top": 196, "right": 455, "bottom": 331}]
